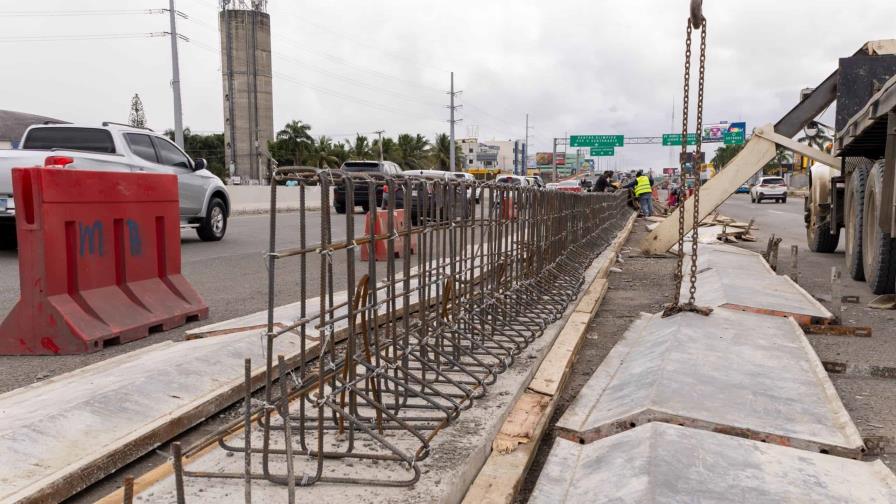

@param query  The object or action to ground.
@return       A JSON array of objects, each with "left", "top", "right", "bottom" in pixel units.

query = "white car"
[
  {"left": 495, "top": 174, "right": 529, "bottom": 186},
  {"left": 0, "top": 123, "right": 230, "bottom": 244},
  {"left": 750, "top": 176, "right": 788, "bottom": 204}
]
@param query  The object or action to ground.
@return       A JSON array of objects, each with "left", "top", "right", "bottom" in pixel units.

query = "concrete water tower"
[{"left": 219, "top": 0, "right": 274, "bottom": 183}]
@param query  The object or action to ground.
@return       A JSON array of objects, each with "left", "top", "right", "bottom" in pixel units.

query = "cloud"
[{"left": 2, "top": 0, "right": 894, "bottom": 168}]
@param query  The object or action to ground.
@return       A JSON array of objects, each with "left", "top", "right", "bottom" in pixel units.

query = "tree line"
[
  {"left": 268, "top": 120, "right": 463, "bottom": 172},
  {"left": 164, "top": 120, "right": 463, "bottom": 180}
]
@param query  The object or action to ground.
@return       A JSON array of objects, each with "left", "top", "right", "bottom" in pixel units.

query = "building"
[
  {"left": 458, "top": 137, "right": 526, "bottom": 173},
  {"left": 219, "top": 2, "right": 274, "bottom": 184},
  {"left": 0, "top": 110, "right": 66, "bottom": 149}
]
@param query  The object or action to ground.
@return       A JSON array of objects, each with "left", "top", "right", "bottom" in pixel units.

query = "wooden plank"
[
  {"left": 492, "top": 391, "right": 552, "bottom": 454},
  {"left": 575, "top": 279, "right": 609, "bottom": 317},
  {"left": 641, "top": 131, "right": 778, "bottom": 254},
  {"left": 528, "top": 311, "right": 592, "bottom": 396},
  {"left": 463, "top": 393, "right": 558, "bottom": 504}
]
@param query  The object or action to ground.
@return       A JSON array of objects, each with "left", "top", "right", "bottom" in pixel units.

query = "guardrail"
[{"left": 169, "top": 169, "right": 631, "bottom": 501}]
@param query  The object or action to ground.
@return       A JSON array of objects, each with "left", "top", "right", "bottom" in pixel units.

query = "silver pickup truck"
[{"left": 0, "top": 122, "right": 230, "bottom": 247}]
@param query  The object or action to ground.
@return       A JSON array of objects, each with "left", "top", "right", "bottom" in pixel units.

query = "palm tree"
[
  {"left": 307, "top": 135, "right": 340, "bottom": 168},
  {"left": 431, "top": 133, "right": 462, "bottom": 171},
  {"left": 765, "top": 147, "right": 793, "bottom": 176},
  {"left": 711, "top": 144, "right": 744, "bottom": 169},
  {"left": 373, "top": 136, "right": 398, "bottom": 163},
  {"left": 394, "top": 133, "right": 430, "bottom": 170},
  {"left": 331, "top": 142, "right": 351, "bottom": 166},
  {"left": 345, "top": 134, "right": 372, "bottom": 160},
  {"left": 796, "top": 121, "right": 833, "bottom": 151},
  {"left": 276, "top": 120, "right": 313, "bottom": 165}
]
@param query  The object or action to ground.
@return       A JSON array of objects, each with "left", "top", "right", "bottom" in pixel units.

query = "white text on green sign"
[
  {"left": 661, "top": 133, "right": 697, "bottom": 146},
  {"left": 570, "top": 135, "right": 624, "bottom": 147},
  {"left": 590, "top": 147, "right": 615, "bottom": 156},
  {"left": 723, "top": 131, "right": 745, "bottom": 145}
]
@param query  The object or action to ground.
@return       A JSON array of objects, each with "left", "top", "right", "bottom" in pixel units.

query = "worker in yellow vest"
[{"left": 624, "top": 170, "right": 654, "bottom": 217}]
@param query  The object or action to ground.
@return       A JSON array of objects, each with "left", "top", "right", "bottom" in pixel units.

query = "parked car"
[
  {"left": 555, "top": 180, "right": 584, "bottom": 193},
  {"left": 0, "top": 122, "right": 230, "bottom": 244},
  {"left": 495, "top": 174, "right": 529, "bottom": 186},
  {"left": 735, "top": 183, "right": 750, "bottom": 194},
  {"left": 525, "top": 175, "right": 546, "bottom": 188},
  {"left": 384, "top": 169, "right": 472, "bottom": 223},
  {"left": 750, "top": 176, "right": 788, "bottom": 203},
  {"left": 333, "top": 160, "right": 402, "bottom": 213}
]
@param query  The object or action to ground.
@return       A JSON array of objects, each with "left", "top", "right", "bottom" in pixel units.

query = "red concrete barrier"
[
  {"left": 360, "top": 209, "right": 416, "bottom": 261},
  {"left": 0, "top": 167, "right": 208, "bottom": 355}
]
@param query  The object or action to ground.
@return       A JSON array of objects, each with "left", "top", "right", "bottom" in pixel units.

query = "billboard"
[
  {"left": 702, "top": 121, "right": 746, "bottom": 143},
  {"left": 535, "top": 152, "right": 566, "bottom": 166}
]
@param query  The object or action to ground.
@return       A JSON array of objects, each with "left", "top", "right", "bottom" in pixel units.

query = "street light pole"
[
  {"left": 375, "top": 130, "right": 385, "bottom": 168},
  {"left": 168, "top": 0, "right": 184, "bottom": 148}
]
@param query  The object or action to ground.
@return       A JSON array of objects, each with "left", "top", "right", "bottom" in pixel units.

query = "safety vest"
[{"left": 634, "top": 175, "right": 652, "bottom": 196}]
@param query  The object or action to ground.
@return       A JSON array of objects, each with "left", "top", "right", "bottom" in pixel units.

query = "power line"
[
  {"left": 0, "top": 32, "right": 168, "bottom": 42},
  {"left": 0, "top": 9, "right": 162, "bottom": 17}
]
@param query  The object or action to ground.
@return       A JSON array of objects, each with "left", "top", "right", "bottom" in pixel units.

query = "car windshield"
[
  {"left": 22, "top": 127, "right": 116, "bottom": 154},
  {"left": 763, "top": 178, "right": 785, "bottom": 185},
  {"left": 342, "top": 162, "right": 382, "bottom": 172},
  {"left": 497, "top": 177, "right": 522, "bottom": 185}
]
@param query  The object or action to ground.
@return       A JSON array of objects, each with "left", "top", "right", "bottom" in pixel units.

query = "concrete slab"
[
  {"left": 0, "top": 330, "right": 301, "bottom": 504},
  {"left": 531, "top": 423, "right": 896, "bottom": 504},
  {"left": 680, "top": 244, "right": 833, "bottom": 323},
  {"left": 554, "top": 308, "right": 865, "bottom": 457}
]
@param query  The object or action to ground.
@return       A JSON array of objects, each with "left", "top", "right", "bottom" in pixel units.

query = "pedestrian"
[
  {"left": 594, "top": 171, "right": 611, "bottom": 192},
  {"left": 624, "top": 170, "right": 654, "bottom": 217}
]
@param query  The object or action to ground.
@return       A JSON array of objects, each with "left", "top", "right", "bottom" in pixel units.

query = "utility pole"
[
  {"left": 447, "top": 72, "right": 462, "bottom": 172},
  {"left": 168, "top": 0, "right": 184, "bottom": 148},
  {"left": 523, "top": 114, "right": 529, "bottom": 176},
  {"left": 551, "top": 137, "right": 558, "bottom": 182},
  {"left": 375, "top": 130, "right": 385, "bottom": 168}
]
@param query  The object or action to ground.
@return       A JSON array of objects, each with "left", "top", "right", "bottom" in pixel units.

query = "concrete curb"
[{"left": 460, "top": 213, "right": 637, "bottom": 504}]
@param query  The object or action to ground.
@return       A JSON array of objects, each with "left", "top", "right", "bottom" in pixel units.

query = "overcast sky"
[{"left": 2, "top": 0, "right": 895, "bottom": 169}]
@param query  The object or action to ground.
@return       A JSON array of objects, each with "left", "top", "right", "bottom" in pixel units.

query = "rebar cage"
[{"left": 166, "top": 170, "right": 630, "bottom": 503}]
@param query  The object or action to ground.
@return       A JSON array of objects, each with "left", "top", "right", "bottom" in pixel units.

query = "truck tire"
[
  {"left": 334, "top": 201, "right": 347, "bottom": 214},
  {"left": 0, "top": 222, "right": 16, "bottom": 250},
  {"left": 196, "top": 197, "right": 227, "bottom": 242},
  {"left": 861, "top": 162, "right": 896, "bottom": 294},
  {"left": 806, "top": 195, "right": 839, "bottom": 253},
  {"left": 845, "top": 164, "right": 867, "bottom": 281}
]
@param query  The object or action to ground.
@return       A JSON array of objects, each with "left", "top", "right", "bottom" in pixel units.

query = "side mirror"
[{"left": 193, "top": 158, "right": 208, "bottom": 171}]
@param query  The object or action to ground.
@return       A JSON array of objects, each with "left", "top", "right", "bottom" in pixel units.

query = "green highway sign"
[
  {"left": 662, "top": 133, "right": 697, "bottom": 146},
  {"left": 570, "top": 135, "right": 624, "bottom": 147},
  {"left": 590, "top": 146, "right": 615, "bottom": 156},
  {"left": 724, "top": 131, "right": 746, "bottom": 145}
]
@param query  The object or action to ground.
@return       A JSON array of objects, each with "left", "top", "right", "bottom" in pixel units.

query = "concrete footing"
[
  {"left": 532, "top": 423, "right": 896, "bottom": 504},
  {"left": 554, "top": 308, "right": 865, "bottom": 458}
]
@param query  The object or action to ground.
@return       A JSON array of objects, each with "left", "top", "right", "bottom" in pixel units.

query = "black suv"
[{"left": 333, "top": 160, "right": 403, "bottom": 214}]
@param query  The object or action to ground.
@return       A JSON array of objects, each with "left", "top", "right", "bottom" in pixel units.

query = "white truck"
[{"left": 0, "top": 122, "right": 230, "bottom": 247}]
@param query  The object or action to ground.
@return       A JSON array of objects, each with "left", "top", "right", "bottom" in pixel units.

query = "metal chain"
[
  {"left": 688, "top": 19, "right": 707, "bottom": 305},
  {"left": 666, "top": 14, "right": 711, "bottom": 317},
  {"left": 670, "top": 20, "right": 693, "bottom": 307}
]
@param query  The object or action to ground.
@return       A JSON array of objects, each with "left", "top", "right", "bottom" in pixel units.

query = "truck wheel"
[
  {"left": 806, "top": 196, "right": 839, "bottom": 253},
  {"left": 861, "top": 162, "right": 896, "bottom": 294},
  {"left": 845, "top": 165, "right": 867, "bottom": 280},
  {"left": 0, "top": 222, "right": 16, "bottom": 250},
  {"left": 334, "top": 201, "right": 347, "bottom": 214},
  {"left": 197, "top": 197, "right": 227, "bottom": 242}
]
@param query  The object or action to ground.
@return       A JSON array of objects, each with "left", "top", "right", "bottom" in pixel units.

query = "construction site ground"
[{"left": 519, "top": 193, "right": 896, "bottom": 501}]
